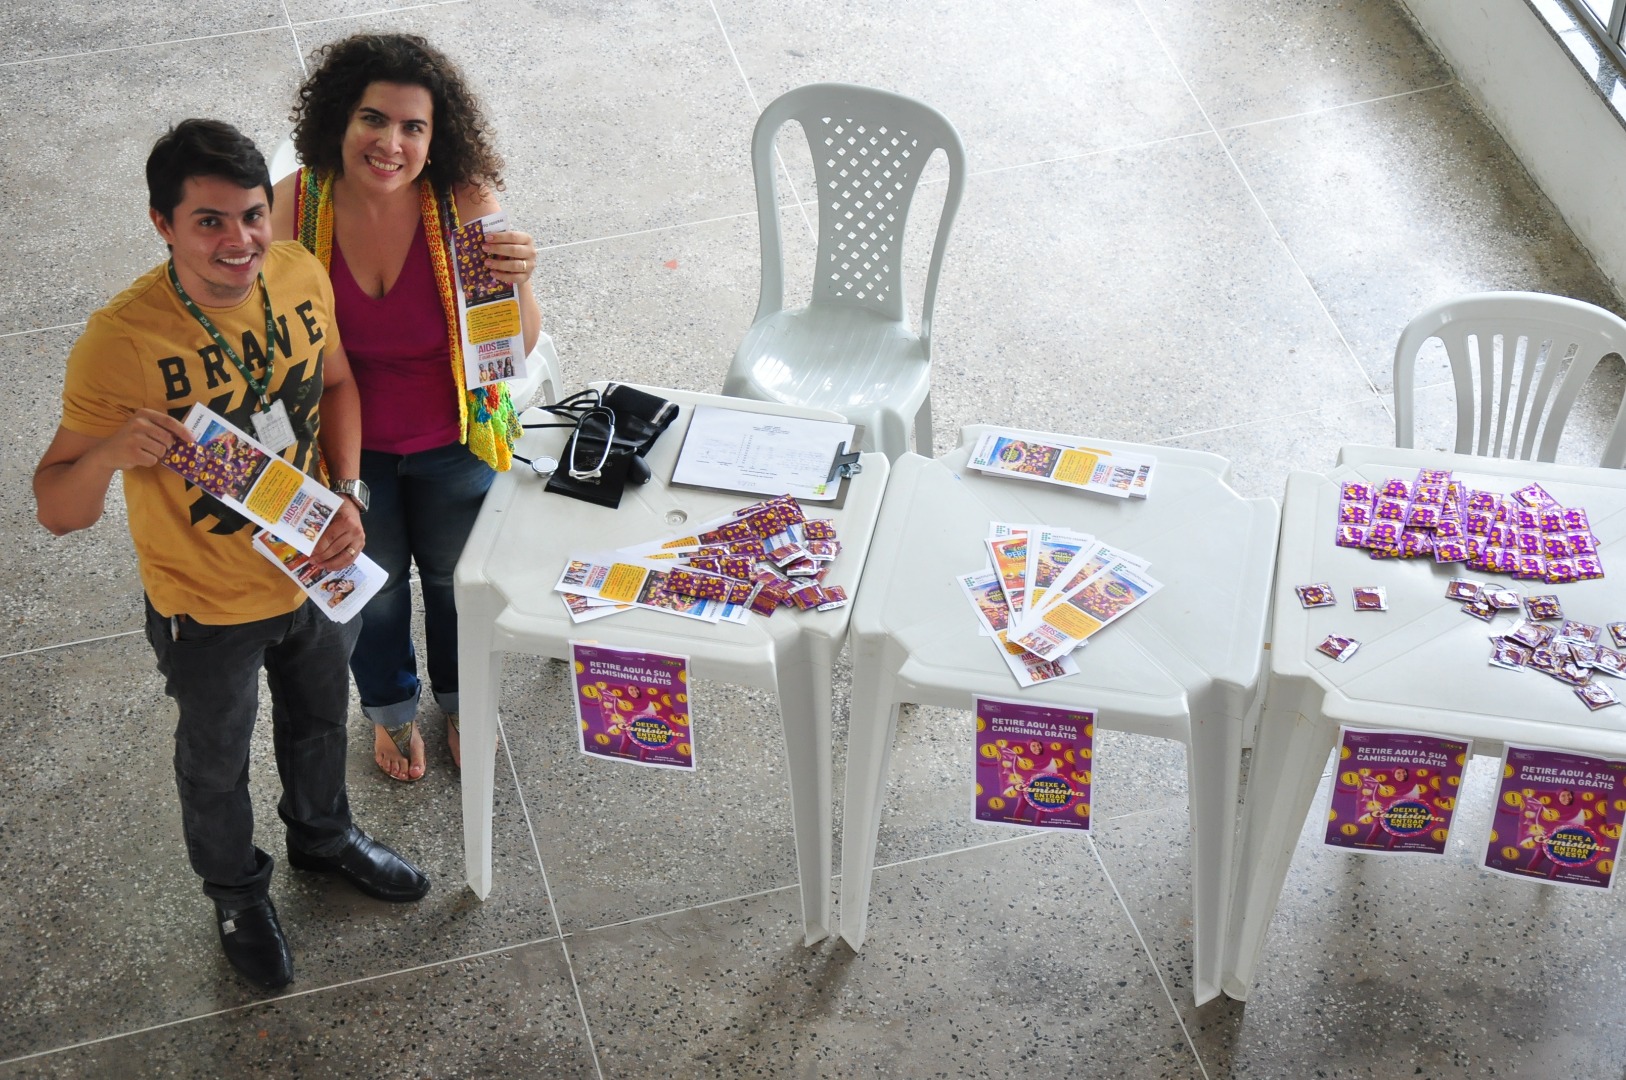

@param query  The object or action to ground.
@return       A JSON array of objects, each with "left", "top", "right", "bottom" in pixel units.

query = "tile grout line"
[
  {"left": 0, "top": 933, "right": 564, "bottom": 1069},
  {"left": 277, "top": 0, "right": 306, "bottom": 79},
  {"left": 0, "top": 0, "right": 468, "bottom": 69},
  {"left": 1144, "top": 390, "right": 1396, "bottom": 445},
  {"left": 1083, "top": 832, "right": 1213, "bottom": 1080},
  {"left": 0, "top": 321, "right": 84, "bottom": 339},
  {"left": 1215, "top": 79, "right": 1459, "bottom": 134},
  {"left": 0, "top": 629, "right": 141, "bottom": 662},
  {"left": 706, "top": 0, "right": 817, "bottom": 244},
  {"left": 1129, "top": 0, "right": 1388, "bottom": 406},
  {"left": 495, "top": 711, "right": 607, "bottom": 1080},
  {"left": 536, "top": 209, "right": 757, "bottom": 254}
]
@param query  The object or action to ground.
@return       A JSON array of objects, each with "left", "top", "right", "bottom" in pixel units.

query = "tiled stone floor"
[{"left": 4, "top": 1, "right": 1626, "bottom": 1077}]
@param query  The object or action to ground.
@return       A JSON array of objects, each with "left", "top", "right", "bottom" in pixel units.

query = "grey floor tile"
[
  {"left": 8, "top": 940, "right": 594, "bottom": 1078},
  {"left": 860, "top": 704, "right": 1189, "bottom": 872},
  {"left": 718, "top": 0, "right": 1209, "bottom": 172},
  {"left": 921, "top": 138, "right": 1374, "bottom": 455},
  {"left": 1140, "top": 0, "right": 1451, "bottom": 129},
  {"left": 533, "top": 209, "right": 805, "bottom": 397},
  {"left": 291, "top": 0, "right": 760, "bottom": 248},
  {"left": 1, "top": 328, "right": 144, "bottom": 654},
  {"left": 1223, "top": 84, "right": 1623, "bottom": 394},
  {"left": 570, "top": 834, "right": 1204, "bottom": 1079},
  {"left": 0, "top": 33, "right": 306, "bottom": 335},
  {"left": 1154, "top": 392, "right": 1397, "bottom": 502},
  {"left": 0, "top": 1, "right": 283, "bottom": 65},
  {"left": 1210, "top": 757, "right": 1626, "bottom": 1077},
  {"left": 495, "top": 654, "right": 805, "bottom": 934},
  {"left": 0, "top": 635, "right": 554, "bottom": 1060}
]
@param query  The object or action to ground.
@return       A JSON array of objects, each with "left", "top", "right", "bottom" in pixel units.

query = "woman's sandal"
[
  {"left": 375, "top": 720, "right": 426, "bottom": 782},
  {"left": 446, "top": 713, "right": 461, "bottom": 770}
]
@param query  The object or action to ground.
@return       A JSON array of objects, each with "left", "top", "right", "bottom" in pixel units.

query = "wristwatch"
[{"left": 333, "top": 478, "right": 370, "bottom": 513}]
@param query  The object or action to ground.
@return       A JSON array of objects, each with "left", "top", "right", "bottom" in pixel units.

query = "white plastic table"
[
  {"left": 454, "top": 385, "right": 888, "bottom": 943},
  {"left": 839, "top": 427, "right": 1280, "bottom": 1005},
  {"left": 1225, "top": 446, "right": 1626, "bottom": 1000}
]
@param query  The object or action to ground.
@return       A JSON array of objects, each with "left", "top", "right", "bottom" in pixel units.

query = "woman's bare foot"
[
  {"left": 446, "top": 713, "right": 461, "bottom": 769},
  {"left": 374, "top": 721, "right": 426, "bottom": 782}
]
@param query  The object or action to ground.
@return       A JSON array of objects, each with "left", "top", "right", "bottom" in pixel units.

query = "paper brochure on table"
[
  {"left": 968, "top": 431, "right": 1154, "bottom": 499},
  {"left": 1322, "top": 727, "right": 1470, "bottom": 856},
  {"left": 252, "top": 531, "right": 384, "bottom": 623},
  {"left": 452, "top": 211, "right": 528, "bottom": 391},
  {"left": 1008, "top": 560, "right": 1162, "bottom": 662},
  {"left": 561, "top": 593, "right": 633, "bottom": 623},
  {"left": 1482, "top": 744, "right": 1626, "bottom": 889},
  {"left": 956, "top": 570, "right": 1080, "bottom": 684},
  {"left": 671, "top": 405, "right": 855, "bottom": 501},
  {"left": 986, "top": 533, "right": 1032, "bottom": 622},
  {"left": 556, "top": 556, "right": 733, "bottom": 623},
  {"left": 1026, "top": 529, "right": 1093, "bottom": 612},
  {"left": 973, "top": 697, "right": 1094, "bottom": 831},
  {"left": 571, "top": 642, "right": 694, "bottom": 770},
  {"left": 161, "top": 402, "right": 340, "bottom": 556}
]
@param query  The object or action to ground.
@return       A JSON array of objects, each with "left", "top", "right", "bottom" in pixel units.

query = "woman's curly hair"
[{"left": 291, "top": 33, "right": 504, "bottom": 193}]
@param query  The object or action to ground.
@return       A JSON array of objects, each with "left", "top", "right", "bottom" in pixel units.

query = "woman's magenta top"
[{"left": 330, "top": 220, "right": 462, "bottom": 455}]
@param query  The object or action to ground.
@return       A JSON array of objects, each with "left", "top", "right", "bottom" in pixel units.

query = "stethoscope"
[{"left": 513, "top": 388, "right": 605, "bottom": 477}]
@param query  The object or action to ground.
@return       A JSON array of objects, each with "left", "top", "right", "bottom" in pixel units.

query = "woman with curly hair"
[{"left": 272, "top": 33, "right": 541, "bottom": 782}]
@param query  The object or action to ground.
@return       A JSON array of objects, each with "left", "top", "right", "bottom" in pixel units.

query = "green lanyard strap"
[{"left": 166, "top": 259, "right": 278, "bottom": 410}]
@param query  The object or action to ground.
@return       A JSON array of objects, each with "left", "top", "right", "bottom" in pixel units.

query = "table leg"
[
  {"left": 775, "top": 636, "right": 835, "bottom": 944},
  {"left": 1223, "top": 679, "right": 1337, "bottom": 999},
  {"left": 1184, "top": 681, "right": 1242, "bottom": 1007},
  {"left": 459, "top": 624, "right": 505, "bottom": 901},
  {"left": 838, "top": 635, "right": 902, "bottom": 952}
]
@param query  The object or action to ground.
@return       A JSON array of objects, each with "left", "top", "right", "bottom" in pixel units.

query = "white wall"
[{"left": 1403, "top": 0, "right": 1626, "bottom": 297}]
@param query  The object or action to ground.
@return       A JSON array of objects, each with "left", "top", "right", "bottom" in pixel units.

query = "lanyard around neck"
[{"left": 167, "top": 259, "right": 277, "bottom": 410}]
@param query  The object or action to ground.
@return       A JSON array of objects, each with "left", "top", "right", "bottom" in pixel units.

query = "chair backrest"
[
  {"left": 1393, "top": 291, "right": 1626, "bottom": 468},
  {"left": 749, "top": 83, "right": 967, "bottom": 356},
  {"left": 269, "top": 136, "right": 299, "bottom": 185}
]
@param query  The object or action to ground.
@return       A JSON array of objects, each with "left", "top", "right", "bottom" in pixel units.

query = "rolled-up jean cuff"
[
  {"left": 363, "top": 687, "right": 420, "bottom": 731},
  {"left": 433, "top": 689, "right": 459, "bottom": 715}
]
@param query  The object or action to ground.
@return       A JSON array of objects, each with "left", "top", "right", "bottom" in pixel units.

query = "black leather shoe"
[
  {"left": 287, "top": 826, "right": 430, "bottom": 902},
  {"left": 215, "top": 898, "right": 293, "bottom": 990}
]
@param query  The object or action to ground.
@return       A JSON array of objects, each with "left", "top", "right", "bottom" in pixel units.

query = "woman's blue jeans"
[{"left": 353, "top": 441, "right": 494, "bottom": 729}]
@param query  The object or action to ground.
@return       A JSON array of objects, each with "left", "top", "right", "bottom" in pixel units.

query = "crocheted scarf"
[{"left": 293, "top": 167, "right": 518, "bottom": 471}]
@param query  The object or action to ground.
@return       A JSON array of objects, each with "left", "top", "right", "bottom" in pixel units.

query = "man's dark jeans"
[{"left": 144, "top": 597, "right": 360, "bottom": 907}]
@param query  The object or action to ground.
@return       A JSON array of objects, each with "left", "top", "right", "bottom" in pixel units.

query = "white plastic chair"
[
  {"left": 722, "top": 84, "right": 967, "bottom": 461},
  {"left": 269, "top": 136, "right": 299, "bottom": 185},
  {"left": 1394, "top": 291, "right": 1626, "bottom": 467},
  {"left": 507, "top": 333, "right": 561, "bottom": 409}
]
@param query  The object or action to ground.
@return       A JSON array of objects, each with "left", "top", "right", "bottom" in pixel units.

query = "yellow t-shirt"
[{"left": 60, "top": 242, "right": 341, "bottom": 624}]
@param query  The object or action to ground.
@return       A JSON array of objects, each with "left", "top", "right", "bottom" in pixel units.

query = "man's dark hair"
[{"left": 146, "top": 119, "right": 271, "bottom": 222}]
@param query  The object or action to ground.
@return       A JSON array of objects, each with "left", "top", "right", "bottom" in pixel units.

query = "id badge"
[{"left": 251, "top": 399, "right": 297, "bottom": 454}]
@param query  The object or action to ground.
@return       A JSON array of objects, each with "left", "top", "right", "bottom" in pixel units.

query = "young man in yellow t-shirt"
[{"left": 33, "top": 120, "right": 429, "bottom": 991}]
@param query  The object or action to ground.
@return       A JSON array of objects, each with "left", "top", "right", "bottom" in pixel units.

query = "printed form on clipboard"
[{"left": 671, "top": 406, "right": 856, "bottom": 501}]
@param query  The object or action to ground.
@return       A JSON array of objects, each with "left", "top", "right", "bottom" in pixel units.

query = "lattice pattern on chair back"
[{"left": 805, "top": 114, "right": 933, "bottom": 320}]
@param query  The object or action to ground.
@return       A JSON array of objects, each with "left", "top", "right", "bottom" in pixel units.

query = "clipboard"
[{"left": 668, "top": 405, "right": 865, "bottom": 509}]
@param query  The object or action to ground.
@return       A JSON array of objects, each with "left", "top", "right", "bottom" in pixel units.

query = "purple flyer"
[
  {"left": 973, "top": 696, "right": 1094, "bottom": 832},
  {"left": 1324, "top": 727, "right": 1469, "bottom": 856},
  {"left": 571, "top": 642, "right": 693, "bottom": 770},
  {"left": 1484, "top": 745, "right": 1626, "bottom": 889}
]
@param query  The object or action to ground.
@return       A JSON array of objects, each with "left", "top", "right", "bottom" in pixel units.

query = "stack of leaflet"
[
  {"left": 553, "top": 494, "right": 850, "bottom": 625},
  {"left": 957, "top": 524, "right": 1162, "bottom": 686},
  {"left": 967, "top": 431, "right": 1155, "bottom": 499}
]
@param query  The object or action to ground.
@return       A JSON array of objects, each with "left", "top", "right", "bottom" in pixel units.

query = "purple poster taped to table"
[
  {"left": 973, "top": 696, "right": 1093, "bottom": 831},
  {"left": 1324, "top": 727, "right": 1469, "bottom": 856},
  {"left": 1484, "top": 745, "right": 1626, "bottom": 889},
  {"left": 571, "top": 642, "right": 693, "bottom": 770}
]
